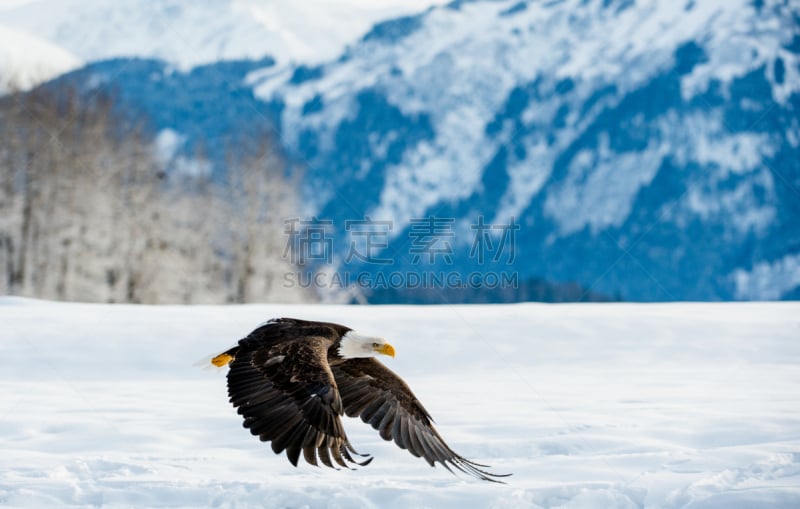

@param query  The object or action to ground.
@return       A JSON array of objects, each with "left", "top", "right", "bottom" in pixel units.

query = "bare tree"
[
  {"left": 0, "top": 85, "right": 309, "bottom": 304},
  {"left": 223, "top": 131, "right": 304, "bottom": 303}
]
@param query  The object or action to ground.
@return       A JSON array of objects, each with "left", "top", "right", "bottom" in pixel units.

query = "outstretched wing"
[
  {"left": 332, "top": 358, "right": 509, "bottom": 482},
  {"left": 227, "top": 336, "right": 370, "bottom": 469}
]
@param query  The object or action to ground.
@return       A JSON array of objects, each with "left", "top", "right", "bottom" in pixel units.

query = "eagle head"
[{"left": 338, "top": 331, "right": 396, "bottom": 359}]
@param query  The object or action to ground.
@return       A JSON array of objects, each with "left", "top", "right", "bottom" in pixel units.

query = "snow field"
[{"left": 1, "top": 298, "right": 798, "bottom": 508}]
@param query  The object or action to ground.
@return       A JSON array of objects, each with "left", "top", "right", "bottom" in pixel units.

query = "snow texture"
[
  {"left": 0, "top": 24, "right": 81, "bottom": 93},
  {"left": 0, "top": 0, "right": 448, "bottom": 72},
  {"left": 1, "top": 298, "right": 798, "bottom": 508},
  {"left": 267, "top": 0, "right": 799, "bottom": 233},
  {"left": 732, "top": 253, "right": 800, "bottom": 300}
]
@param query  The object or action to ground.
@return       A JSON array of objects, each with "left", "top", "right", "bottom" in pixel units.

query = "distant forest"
[
  {"left": 0, "top": 87, "right": 307, "bottom": 304},
  {"left": 0, "top": 85, "right": 612, "bottom": 305}
]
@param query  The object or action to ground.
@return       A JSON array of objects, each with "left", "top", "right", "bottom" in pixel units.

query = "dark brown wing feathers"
[
  {"left": 332, "top": 357, "right": 509, "bottom": 482},
  {"left": 226, "top": 319, "right": 369, "bottom": 469},
  {"left": 224, "top": 317, "right": 507, "bottom": 481}
]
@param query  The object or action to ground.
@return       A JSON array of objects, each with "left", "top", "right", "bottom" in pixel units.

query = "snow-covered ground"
[{"left": 1, "top": 298, "right": 798, "bottom": 508}]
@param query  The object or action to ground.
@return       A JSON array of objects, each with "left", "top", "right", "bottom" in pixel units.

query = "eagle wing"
[
  {"left": 332, "top": 358, "right": 509, "bottom": 482},
  {"left": 227, "top": 336, "right": 370, "bottom": 469}
]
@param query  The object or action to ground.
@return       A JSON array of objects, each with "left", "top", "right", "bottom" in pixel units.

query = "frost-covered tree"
[
  {"left": 0, "top": 87, "right": 308, "bottom": 304},
  {"left": 223, "top": 133, "right": 302, "bottom": 303}
]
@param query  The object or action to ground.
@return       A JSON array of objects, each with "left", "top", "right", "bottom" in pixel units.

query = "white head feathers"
[{"left": 338, "top": 331, "right": 396, "bottom": 359}]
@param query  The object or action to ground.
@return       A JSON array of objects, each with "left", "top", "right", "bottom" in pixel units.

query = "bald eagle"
[{"left": 211, "top": 317, "right": 508, "bottom": 482}]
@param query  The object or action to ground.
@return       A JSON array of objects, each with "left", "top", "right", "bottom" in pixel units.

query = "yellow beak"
[
  {"left": 211, "top": 353, "right": 234, "bottom": 367},
  {"left": 375, "top": 343, "right": 396, "bottom": 358}
]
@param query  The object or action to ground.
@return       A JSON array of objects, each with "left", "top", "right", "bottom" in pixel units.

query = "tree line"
[{"left": 0, "top": 87, "right": 308, "bottom": 304}]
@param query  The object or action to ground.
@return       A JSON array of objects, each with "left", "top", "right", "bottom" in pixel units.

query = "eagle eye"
[{"left": 372, "top": 342, "right": 379, "bottom": 348}]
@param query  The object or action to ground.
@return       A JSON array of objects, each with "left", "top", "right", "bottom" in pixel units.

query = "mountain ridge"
[
  {"left": 4, "top": 0, "right": 799, "bottom": 301},
  {"left": 260, "top": 0, "right": 799, "bottom": 300}
]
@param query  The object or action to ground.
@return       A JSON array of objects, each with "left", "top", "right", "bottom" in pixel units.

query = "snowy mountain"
[
  {"left": 259, "top": 0, "right": 800, "bottom": 301},
  {"left": 0, "top": 24, "right": 81, "bottom": 93},
  {"left": 4, "top": 0, "right": 800, "bottom": 301},
  {"left": 0, "top": 0, "right": 449, "bottom": 72}
]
